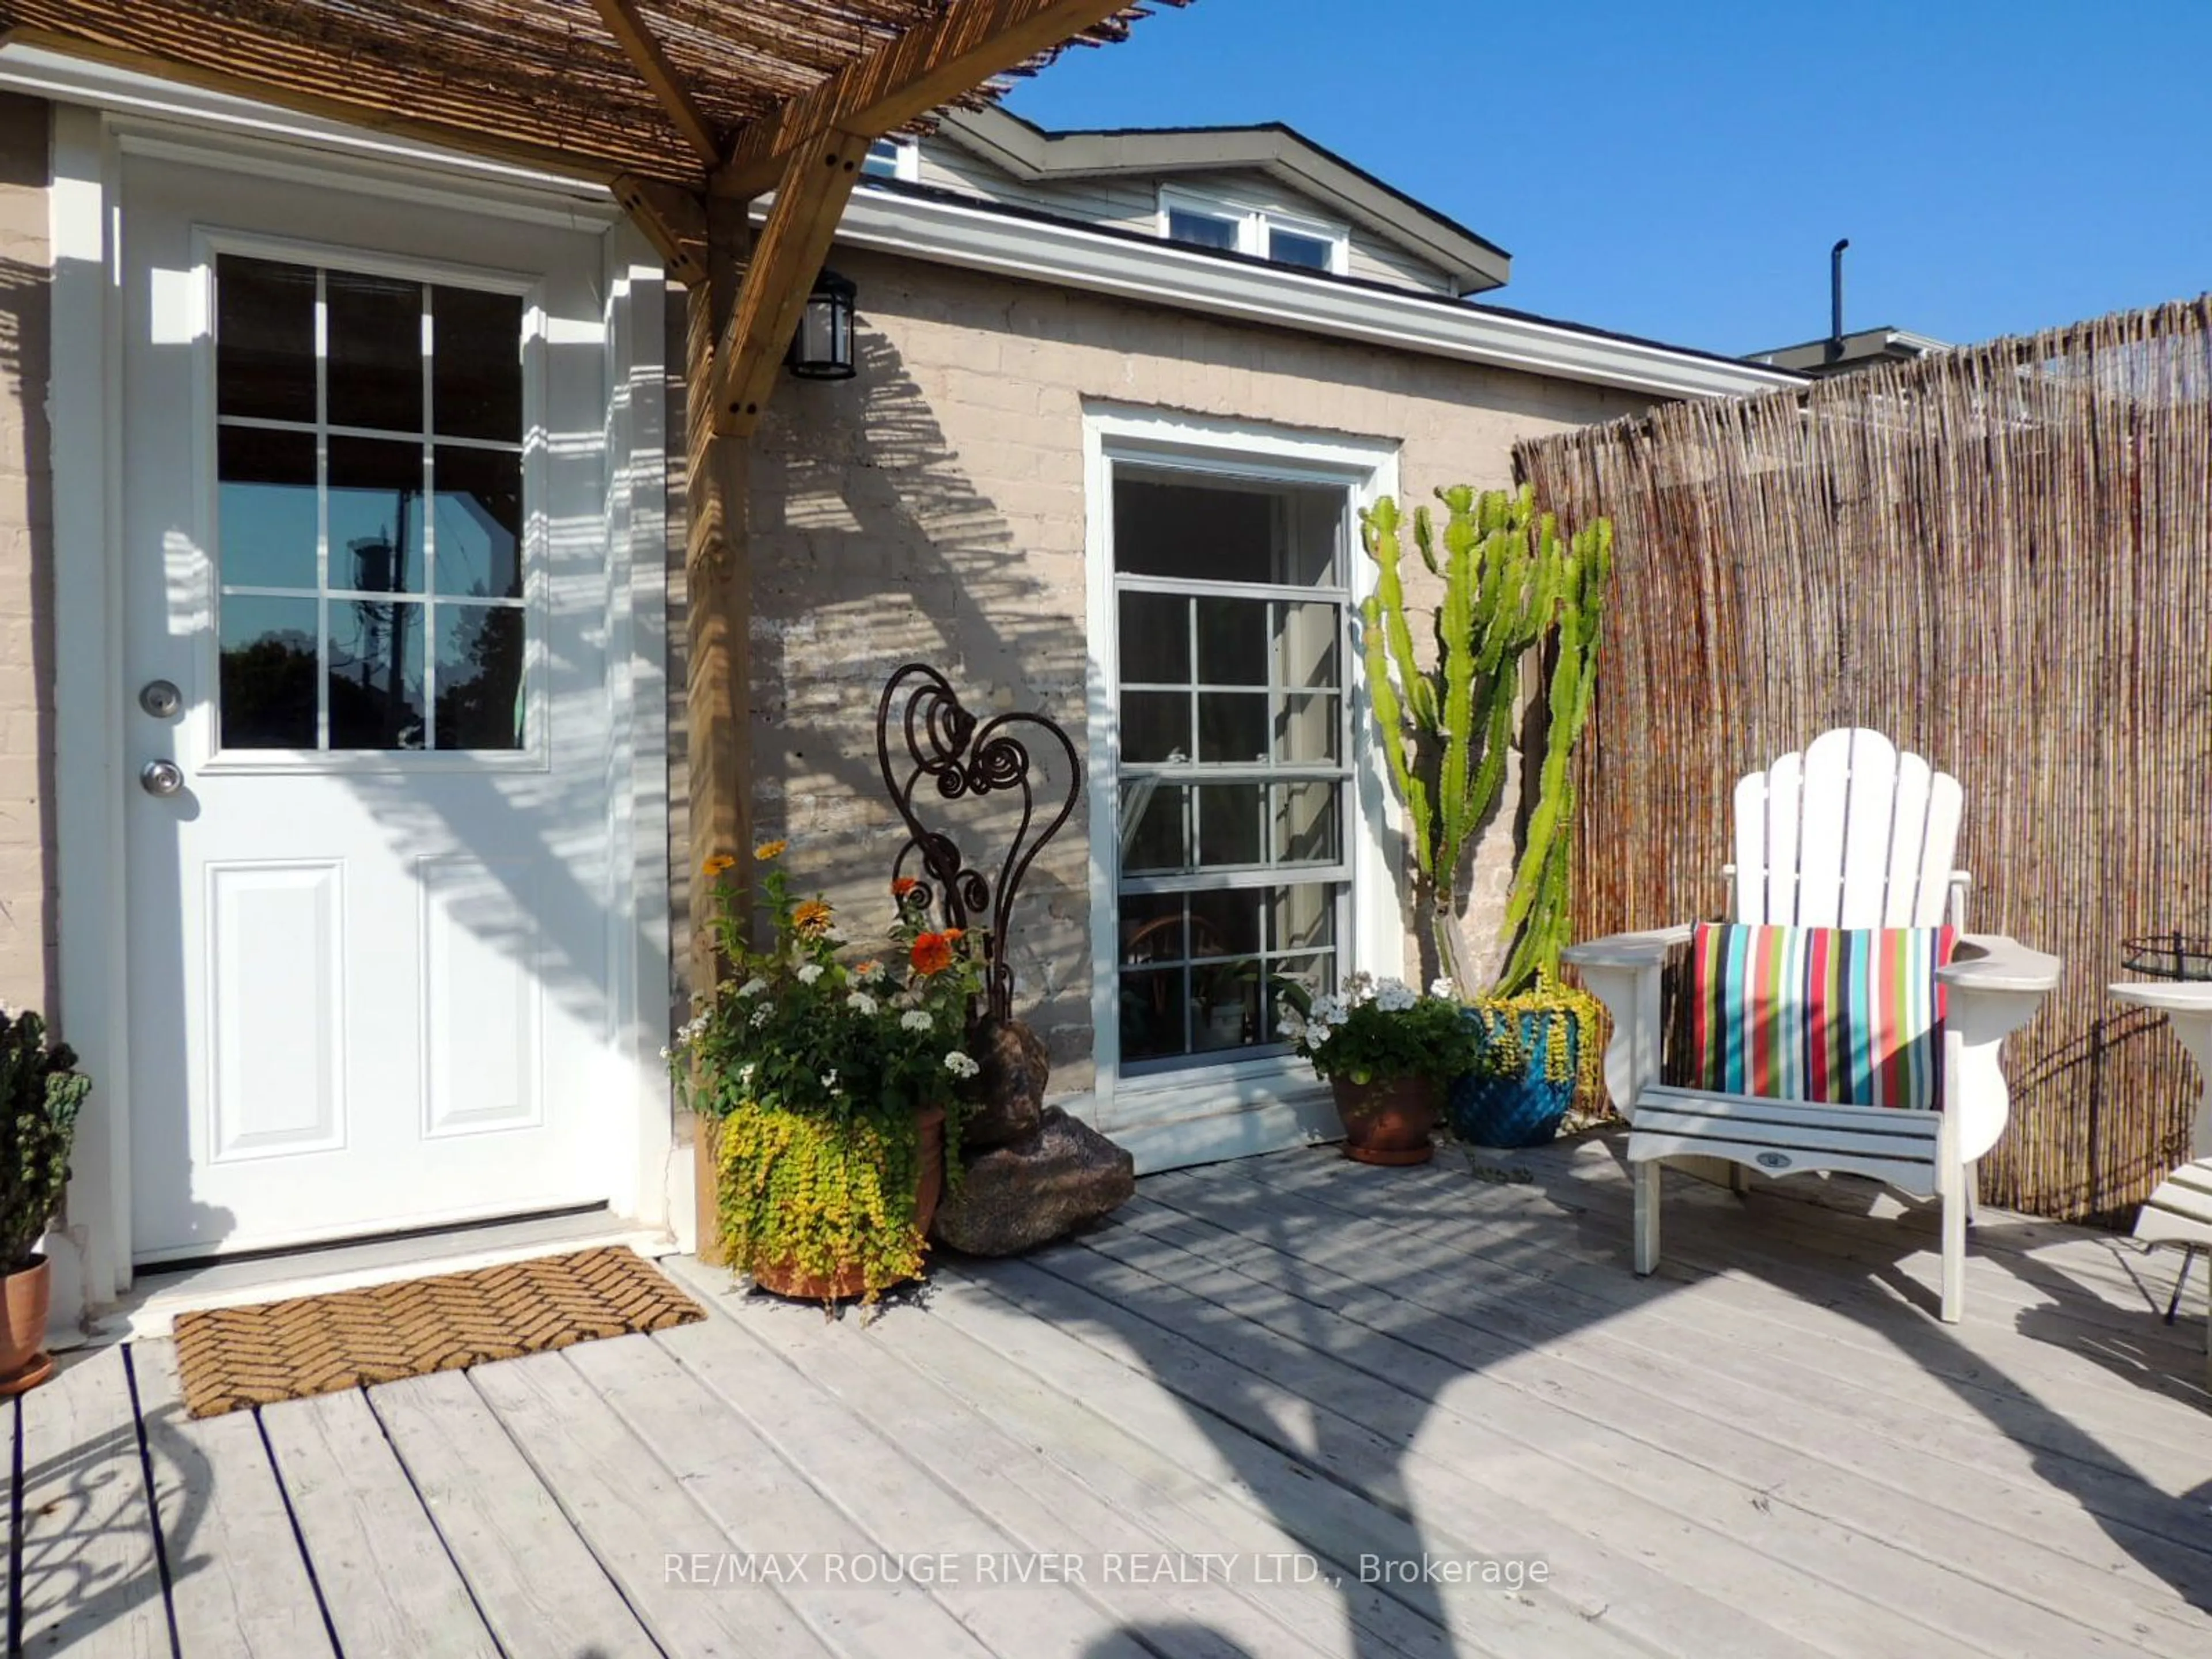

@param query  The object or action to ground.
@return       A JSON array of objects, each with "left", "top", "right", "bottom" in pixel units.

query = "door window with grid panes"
[
  {"left": 213, "top": 253, "right": 528, "bottom": 753},
  {"left": 1113, "top": 468, "right": 1352, "bottom": 1070}
]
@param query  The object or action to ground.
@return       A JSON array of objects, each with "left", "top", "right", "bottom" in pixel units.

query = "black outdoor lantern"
[{"left": 785, "top": 268, "right": 858, "bottom": 380}]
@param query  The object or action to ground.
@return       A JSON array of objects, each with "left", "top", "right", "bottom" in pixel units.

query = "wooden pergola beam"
[
  {"left": 714, "top": 0, "right": 1134, "bottom": 198},
  {"left": 613, "top": 173, "right": 709, "bottom": 286},
  {"left": 710, "top": 130, "right": 871, "bottom": 435},
  {"left": 589, "top": 0, "right": 724, "bottom": 168}
]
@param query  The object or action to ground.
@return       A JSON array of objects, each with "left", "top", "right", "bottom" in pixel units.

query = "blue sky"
[{"left": 1004, "top": 1, "right": 2212, "bottom": 358}]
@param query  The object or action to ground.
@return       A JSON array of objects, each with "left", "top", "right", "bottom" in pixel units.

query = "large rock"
[
  {"left": 931, "top": 1107, "right": 1135, "bottom": 1257},
  {"left": 962, "top": 1017, "right": 1049, "bottom": 1150}
]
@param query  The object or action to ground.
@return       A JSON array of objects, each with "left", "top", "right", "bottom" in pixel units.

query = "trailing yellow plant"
[
  {"left": 714, "top": 1106, "right": 929, "bottom": 1298},
  {"left": 1469, "top": 972, "right": 1608, "bottom": 1109}
]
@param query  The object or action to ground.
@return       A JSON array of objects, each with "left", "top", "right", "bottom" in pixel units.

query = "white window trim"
[
  {"left": 1081, "top": 405, "right": 1401, "bottom": 1153},
  {"left": 1156, "top": 183, "right": 1351, "bottom": 276}
]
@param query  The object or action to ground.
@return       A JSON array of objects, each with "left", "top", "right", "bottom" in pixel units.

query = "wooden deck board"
[
  {"left": 367, "top": 1367, "right": 661, "bottom": 1659},
  {"left": 683, "top": 1264, "right": 1343, "bottom": 1659},
  {"left": 129, "top": 1341, "right": 330, "bottom": 1657},
  {"left": 1182, "top": 1156, "right": 2212, "bottom": 1555},
  {"left": 16, "top": 1347, "right": 168, "bottom": 1657},
  {"left": 1097, "top": 1188, "right": 2207, "bottom": 1656},
  {"left": 21, "top": 1132, "right": 2212, "bottom": 1658},
  {"left": 467, "top": 1348, "right": 839, "bottom": 1657},
  {"left": 1120, "top": 1186, "right": 2212, "bottom": 1596},
  {"left": 256, "top": 1386, "right": 501, "bottom": 1659},
  {"left": 645, "top": 1269, "right": 1158, "bottom": 1659}
]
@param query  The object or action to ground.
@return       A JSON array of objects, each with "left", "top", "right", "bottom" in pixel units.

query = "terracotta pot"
[
  {"left": 750, "top": 1105, "right": 947, "bottom": 1301},
  {"left": 1330, "top": 1075, "right": 1441, "bottom": 1166},
  {"left": 0, "top": 1257, "right": 54, "bottom": 1397}
]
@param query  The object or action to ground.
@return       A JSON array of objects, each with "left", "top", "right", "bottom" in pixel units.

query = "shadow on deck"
[{"left": 13, "top": 1129, "right": 2212, "bottom": 1657}]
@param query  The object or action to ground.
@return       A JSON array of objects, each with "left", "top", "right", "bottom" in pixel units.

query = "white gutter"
[{"left": 811, "top": 185, "right": 1804, "bottom": 403}]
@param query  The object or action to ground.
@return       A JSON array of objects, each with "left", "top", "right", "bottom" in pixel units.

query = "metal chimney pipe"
[{"left": 1828, "top": 238, "right": 1850, "bottom": 362}]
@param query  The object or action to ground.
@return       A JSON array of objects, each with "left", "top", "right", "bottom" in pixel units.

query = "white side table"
[{"left": 2108, "top": 981, "right": 2212, "bottom": 1391}]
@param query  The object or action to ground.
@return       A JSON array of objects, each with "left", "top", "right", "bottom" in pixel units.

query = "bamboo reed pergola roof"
[{"left": 0, "top": 2, "right": 1184, "bottom": 189}]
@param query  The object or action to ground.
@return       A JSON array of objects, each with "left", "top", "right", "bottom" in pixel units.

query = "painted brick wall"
[
  {"left": 702, "top": 248, "right": 1648, "bottom": 1085},
  {"left": 0, "top": 94, "right": 54, "bottom": 1016}
]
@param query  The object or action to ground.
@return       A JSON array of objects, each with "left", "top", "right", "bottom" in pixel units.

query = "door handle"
[{"left": 140, "top": 759, "right": 185, "bottom": 797}]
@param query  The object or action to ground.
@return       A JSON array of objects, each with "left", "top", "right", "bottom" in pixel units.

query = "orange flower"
[
  {"left": 892, "top": 876, "right": 921, "bottom": 899},
  {"left": 793, "top": 899, "right": 834, "bottom": 940},
  {"left": 753, "top": 839, "right": 787, "bottom": 862},
  {"left": 910, "top": 929, "right": 963, "bottom": 976},
  {"left": 702, "top": 853, "right": 736, "bottom": 878}
]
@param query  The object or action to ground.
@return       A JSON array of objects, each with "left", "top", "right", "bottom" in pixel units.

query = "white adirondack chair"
[{"left": 1563, "top": 728, "right": 2062, "bottom": 1323}]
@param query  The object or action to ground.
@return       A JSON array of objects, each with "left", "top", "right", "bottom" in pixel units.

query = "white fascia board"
[{"left": 820, "top": 187, "right": 1803, "bottom": 403}]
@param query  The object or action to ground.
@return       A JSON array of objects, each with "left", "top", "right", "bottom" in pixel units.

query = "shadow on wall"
[
  {"left": 0, "top": 92, "right": 59, "bottom": 1016},
  {"left": 735, "top": 327, "right": 1093, "bottom": 1074}
]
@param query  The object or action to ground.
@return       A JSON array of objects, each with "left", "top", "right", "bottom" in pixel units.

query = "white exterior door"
[{"left": 120, "top": 156, "right": 619, "bottom": 1262}]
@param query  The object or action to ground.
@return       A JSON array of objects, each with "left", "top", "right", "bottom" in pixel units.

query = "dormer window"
[
  {"left": 1158, "top": 185, "right": 1348, "bottom": 275},
  {"left": 862, "top": 135, "right": 919, "bottom": 182},
  {"left": 1165, "top": 206, "right": 1240, "bottom": 251}
]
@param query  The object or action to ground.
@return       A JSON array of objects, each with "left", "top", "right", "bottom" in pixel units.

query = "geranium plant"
[
  {"left": 1277, "top": 971, "right": 1489, "bottom": 1086},
  {"left": 668, "top": 843, "right": 985, "bottom": 1300}
]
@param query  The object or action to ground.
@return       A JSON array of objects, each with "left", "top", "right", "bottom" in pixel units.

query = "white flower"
[
  {"left": 1430, "top": 976, "right": 1457, "bottom": 1001},
  {"left": 735, "top": 976, "right": 768, "bottom": 999},
  {"left": 944, "top": 1051, "right": 980, "bottom": 1080},
  {"left": 821, "top": 1069, "right": 839, "bottom": 1090},
  {"left": 1309, "top": 994, "right": 1350, "bottom": 1026},
  {"left": 854, "top": 961, "right": 885, "bottom": 984},
  {"left": 738, "top": 1062, "right": 756, "bottom": 1086},
  {"left": 847, "top": 991, "right": 878, "bottom": 1016},
  {"left": 750, "top": 1005, "right": 771, "bottom": 1029},
  {"left": 1374, "top": 978, "right": 1417, "bottom": 1013},
  {"left": 797, "top": 964, "right": 824, "bottom": 985},
  {"left": 657, "top": 1043, "right": 672, "bottom": 1060},
  {"left": 1344, "top": 970, "right": 1376, "bottom": 1005},
  {"left": 1307, "top": 1021, "right": 1334, "bottom": 1046},
  {"left": 1276, "top": 1012, "right": 1307, "bottom": 1041},
  {"left": 900, "top": 1010, "right": 934, "bottom": 1032}
]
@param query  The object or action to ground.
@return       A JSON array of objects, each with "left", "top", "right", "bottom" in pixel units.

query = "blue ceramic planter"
[{"left": 1448, "top": 1007, "right": 1582, "bottom": 1149}]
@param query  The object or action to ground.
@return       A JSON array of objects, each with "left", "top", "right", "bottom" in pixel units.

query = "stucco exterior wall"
[
  {"left": 0, "top": 94, "right": 54, "bottom": 1016},
  {"left": 733, "top": 248, "right": 1649, "bottom": 1086}
]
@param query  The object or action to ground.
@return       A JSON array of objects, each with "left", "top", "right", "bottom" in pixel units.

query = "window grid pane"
[
  {"left": 214, "top": 253, "right": 526, "bottom": 754},
  {"left": 1112, "top": 464, "right": 1352, "bottom": 1069}
]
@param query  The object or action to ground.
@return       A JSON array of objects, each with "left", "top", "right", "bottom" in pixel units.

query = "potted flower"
[
  {"left": 1, "top": 1008, "right": 92, "bottom": 1396},
  {"left": 669, "top": 844, "right": 983, "bottom": 1302},
  {"left": 1278, "top": 972, "right": 1491, "bottom": 1165}
]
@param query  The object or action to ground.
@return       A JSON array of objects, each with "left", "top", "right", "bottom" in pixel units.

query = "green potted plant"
[
  {"left": 1279, "top": 973, "right": 1491, "bottom": 1164},
  {"left": 1, "top": 1009, "right": 92, "bottom": 1396},
  {"left": 669, "top": 843, "right": 983, "bottom": 1302},
  {"left": 1361, "top": 484, "right": 1613, "bottom": 1148}
]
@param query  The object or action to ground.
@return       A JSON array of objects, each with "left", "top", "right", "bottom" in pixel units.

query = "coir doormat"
[{"left": 172, "top": 1245, "right": 704, "bottom": 1418}]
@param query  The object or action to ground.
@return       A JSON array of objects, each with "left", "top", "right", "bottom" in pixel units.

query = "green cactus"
[
  {"left": 1359, "top": 486, "right": 1609, "bottom": 995},
  {"left": 1497, "top": 515, "right": 1612, "bottom": 994}
]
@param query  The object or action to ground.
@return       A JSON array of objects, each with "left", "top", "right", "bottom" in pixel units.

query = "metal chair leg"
[{"left": 2166, "top": 1244, "right": 2200, "bottom": 1327}]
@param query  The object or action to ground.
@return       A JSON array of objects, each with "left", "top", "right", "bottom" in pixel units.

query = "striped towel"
[{"left": 1690, "top": 923, "right": 1957, "bottom": 1111}]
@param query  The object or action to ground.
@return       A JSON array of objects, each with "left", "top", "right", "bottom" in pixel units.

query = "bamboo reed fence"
[{"left": 1514, "top": 297, "right": 2212, "bottom": 1225}]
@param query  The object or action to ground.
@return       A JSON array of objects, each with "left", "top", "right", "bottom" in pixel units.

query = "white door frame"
[{"left": 44, "top": 93, "right": 673, "bottom": 1320}]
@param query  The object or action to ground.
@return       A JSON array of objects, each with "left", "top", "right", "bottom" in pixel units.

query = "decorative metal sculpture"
[{"left": 876, "top": 664, "right": 1080, "bottom": 1024}]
